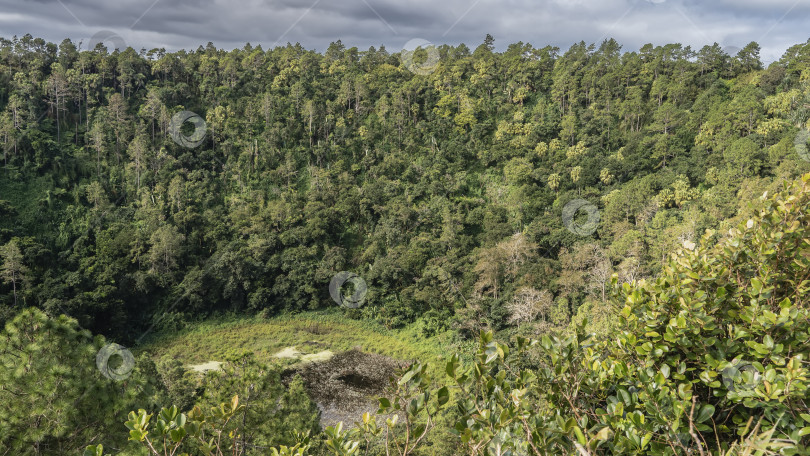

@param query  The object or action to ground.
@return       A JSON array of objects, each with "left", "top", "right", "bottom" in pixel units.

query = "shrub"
[{"left": 446, "top": 173, "right": 810, "bottom": 455}]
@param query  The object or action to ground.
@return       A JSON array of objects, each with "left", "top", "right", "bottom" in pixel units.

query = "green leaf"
[
  {"left": 641, "top": 432, "right": 652, "bottom": 449},
  {"left": 751, "top": 278, "right": 763, "bottom": 294},
  {"left": 593, "top": 426, "right": 612, "bottom": 442},
  {"left": 446, "top": 355, "right": 459, "bottom": 378},
  {"left": 618, "top": 388, "right": 631, "bottom": 404},
  {"left": 573, "top": 426, "right": 587, "bottom": 445},
  {"left": 695, "top": 404, "right": 715, "bottom": 423},
  {"left": 398, "top": 369, "right": 416, "bottom": 385},
  {"left": 763, "top": 335, "right": 774, "bottom": 350},
  {"left": 170, "top": 427, "right": 186, "bottom": 443},
  {"left": 437, "top": 386, "right": 449, "bottom": 406},
  {"left": 83, "top": 445, "right": 104, "bottom": 456},
  {"left": 129, "top": 429, "right": 147, "bottom": 441}
]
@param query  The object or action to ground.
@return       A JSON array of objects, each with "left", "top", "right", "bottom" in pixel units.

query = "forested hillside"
[
  {"left": 1, "top": 34, "right": 810, "bottom": 343},
  {"left": 3, "top": 33, "right": 810, "bottom": 456},
  {"left": 35, "top": 171, "right": 810, "bottom": 456}
]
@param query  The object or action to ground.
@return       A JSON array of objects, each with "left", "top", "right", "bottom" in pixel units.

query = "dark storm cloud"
[{"left": 0, "top": 0, "right": 807, "bottom": 62}]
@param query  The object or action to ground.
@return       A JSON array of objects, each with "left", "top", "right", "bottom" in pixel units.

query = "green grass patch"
[{"left": 140, "top": 310, "right": 461, "bottom": 377}]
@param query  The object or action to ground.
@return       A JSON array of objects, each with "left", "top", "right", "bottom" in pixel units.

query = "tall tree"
[{"left": 0, "top": 239, "right": 28, "bottom": 306}]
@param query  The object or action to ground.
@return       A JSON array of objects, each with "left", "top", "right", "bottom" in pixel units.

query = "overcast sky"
[{"left": 1, "top": 0, "right": 807, "bottom": 63}]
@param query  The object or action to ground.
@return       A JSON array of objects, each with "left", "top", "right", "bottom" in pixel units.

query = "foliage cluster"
[
  {"left": 2, "top": 35, "right": 810, "bottom": 341},
  {"left": 92, "top": 173, "right": 810, "bottom": 455}
]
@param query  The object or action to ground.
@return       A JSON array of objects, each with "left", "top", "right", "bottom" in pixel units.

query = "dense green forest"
[{"left": 1, "top": 33, "right": 810, "bottom": 455}]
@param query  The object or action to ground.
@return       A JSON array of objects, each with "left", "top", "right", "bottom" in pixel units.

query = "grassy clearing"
[
  {"left": 139, "top": 311, "right": 472, "bottom": 455},
  {"left": 140, "top": 310, "right": 460, "bottom": 376}
]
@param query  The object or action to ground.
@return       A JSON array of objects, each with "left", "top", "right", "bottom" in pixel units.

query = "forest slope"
[{"left": 2, "top": 36, "right": 810, "bottom": 343}]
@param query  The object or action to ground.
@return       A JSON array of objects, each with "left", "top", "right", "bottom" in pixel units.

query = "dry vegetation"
[{"left": 282, "top": 348, "right": 409, "bottom": 426}]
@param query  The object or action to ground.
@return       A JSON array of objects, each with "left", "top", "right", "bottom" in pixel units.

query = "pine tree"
[{"left": 0, "top": 239, "right": 28, "bottom": 306}]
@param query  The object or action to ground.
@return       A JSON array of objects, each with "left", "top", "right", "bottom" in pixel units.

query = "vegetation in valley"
[
  {"left": 1, "top": 34, "right": 810, "bottom": 341},
  {"left": 92, "top": 173, "right": 810, "bottom": 454},
  {"left": 2, "top": 32, "right": 810, "bottom": 454},
  {"left": 142, "top": 311, "right": 456, "bottom": 367}
]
